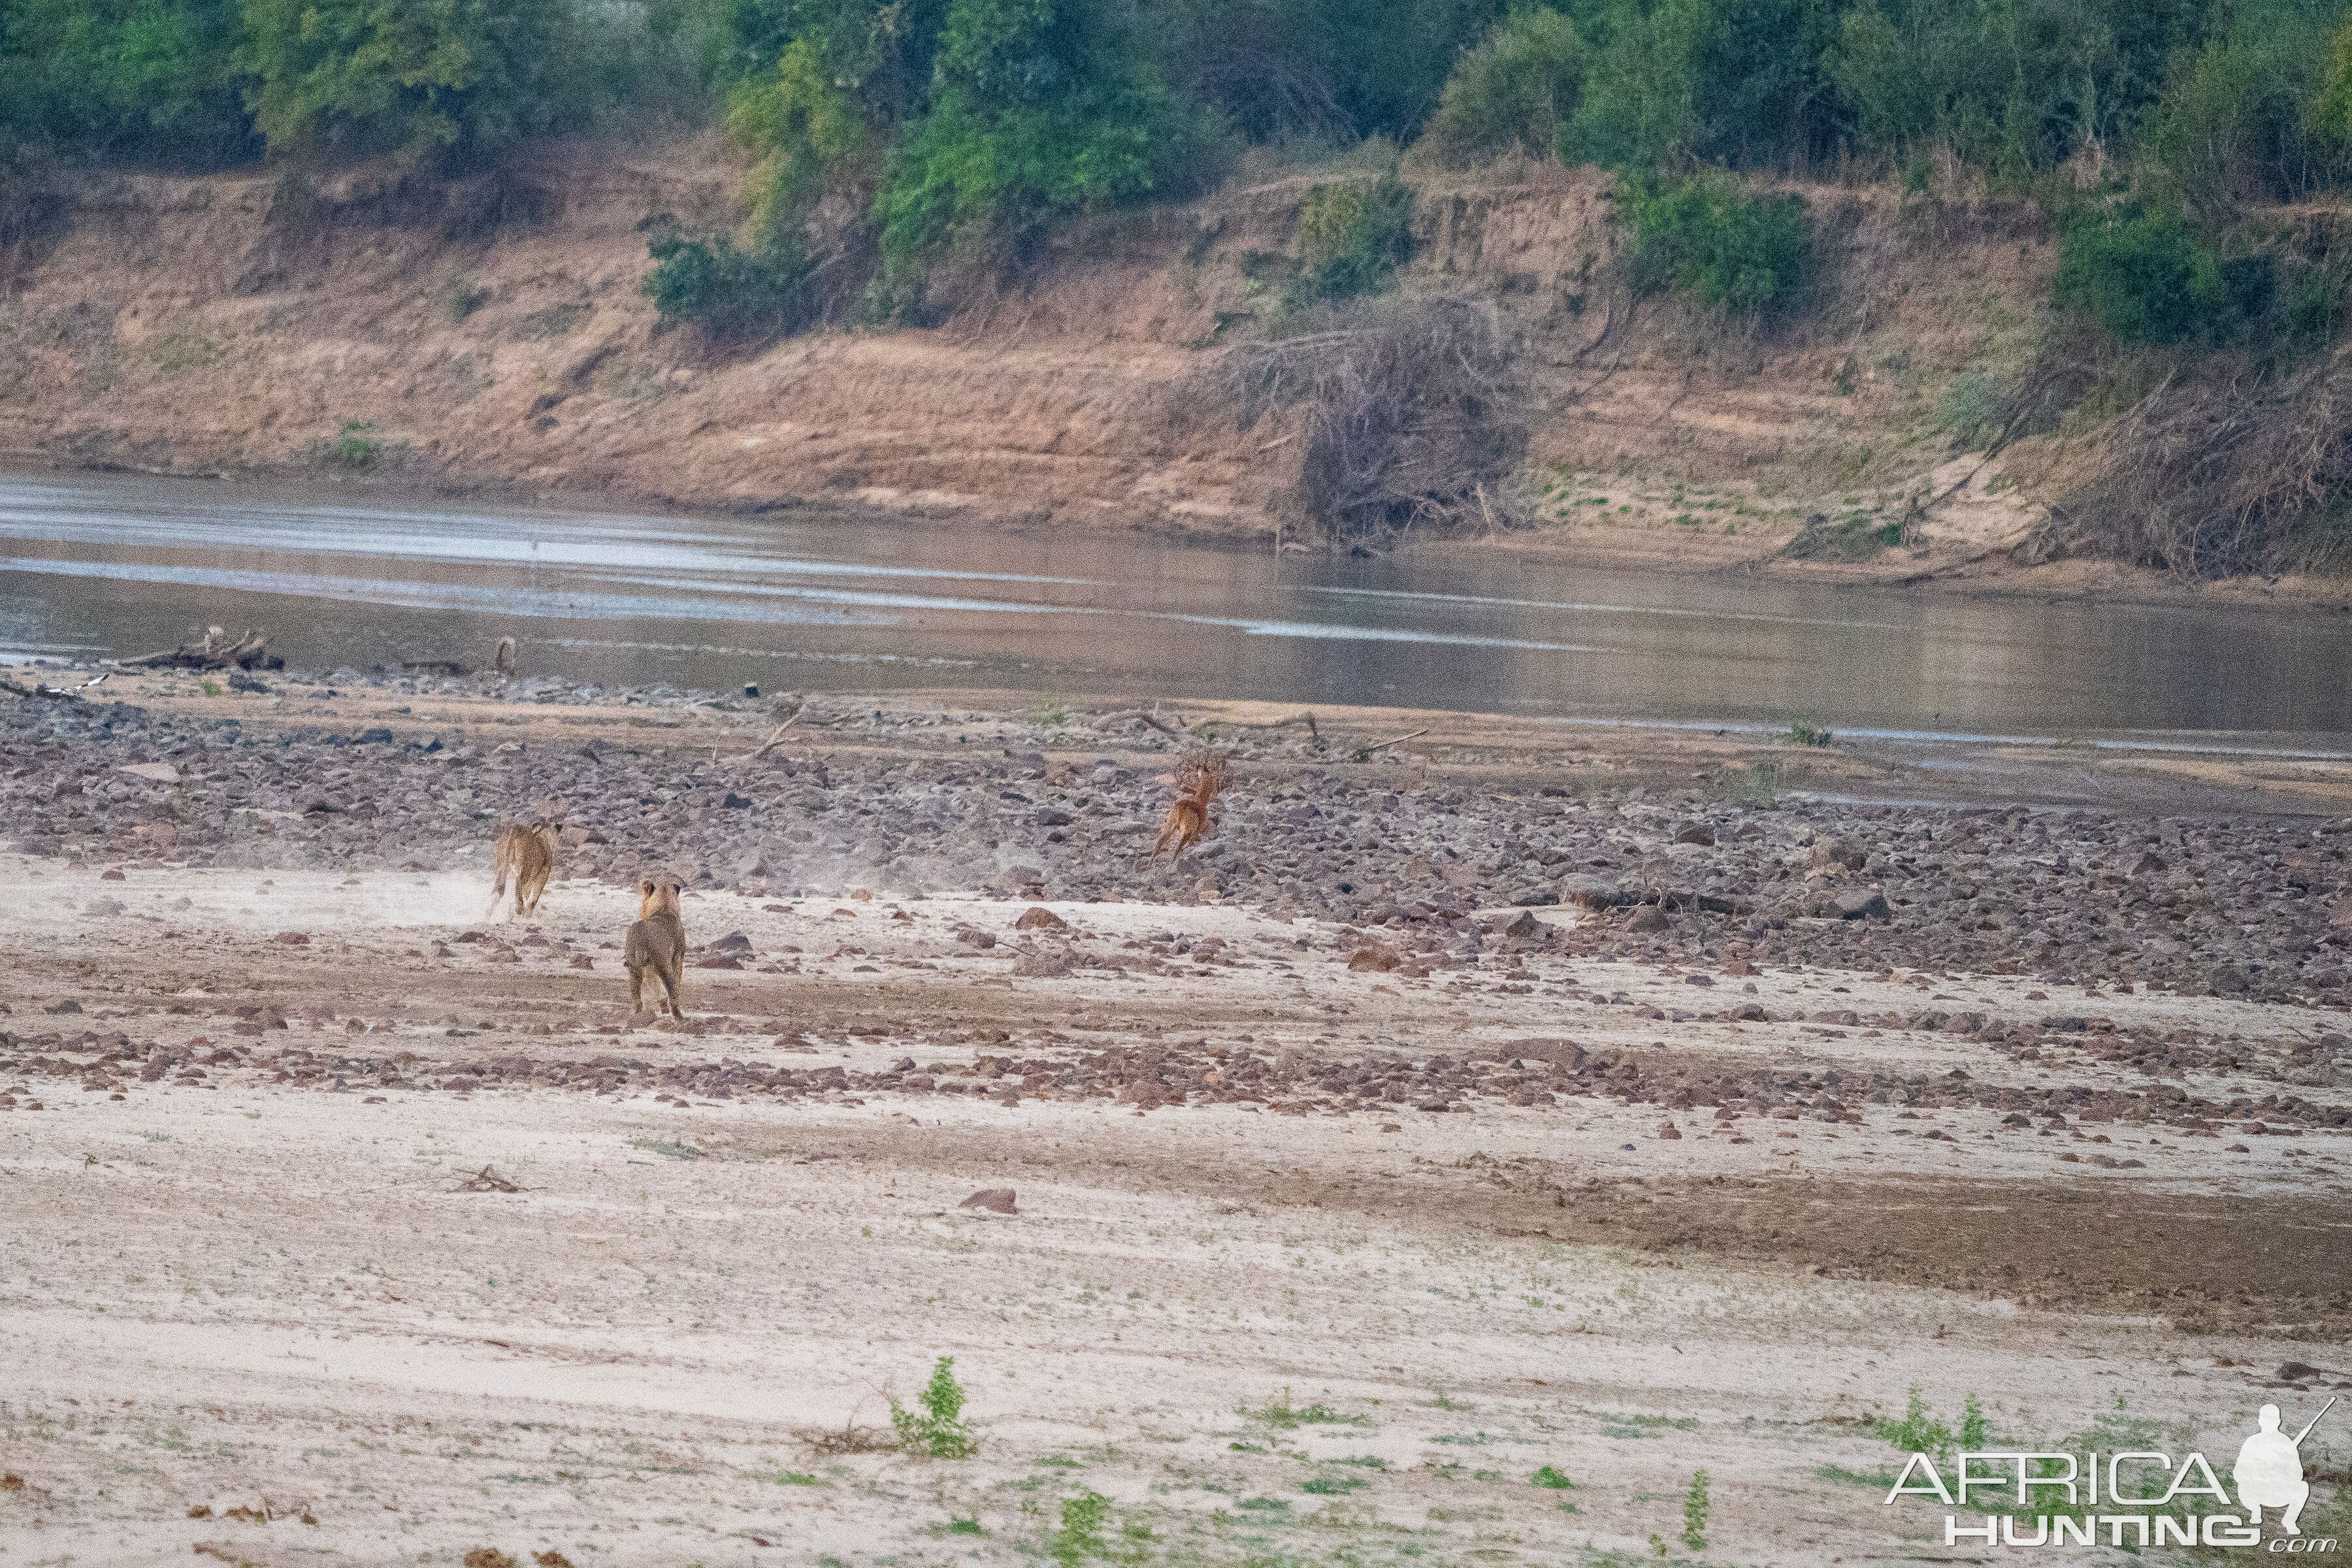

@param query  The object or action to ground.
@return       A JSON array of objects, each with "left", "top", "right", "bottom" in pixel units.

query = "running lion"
[{"left": 487, "top": 818, "right": 561, "bottom": 921}]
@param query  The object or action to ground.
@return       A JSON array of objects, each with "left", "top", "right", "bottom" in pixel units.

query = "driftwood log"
[
  {"left": 0, "top": 672, "right": 108, "bottom": 700},
  {"left": 125, "top": 625, "right": 284, "bottom": 671}
]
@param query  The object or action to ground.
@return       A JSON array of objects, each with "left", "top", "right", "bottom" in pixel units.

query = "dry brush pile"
[
  {"left": 1217, "top": 296, "right": 1528, "bottom": 549},
  {"left": 2024, "top": 340, "right": 2352, "bottom": 578}
]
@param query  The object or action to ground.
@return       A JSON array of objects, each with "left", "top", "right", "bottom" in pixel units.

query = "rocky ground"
[{"left": 3, "top": 663, "right": 2350, "bottom": 1565}]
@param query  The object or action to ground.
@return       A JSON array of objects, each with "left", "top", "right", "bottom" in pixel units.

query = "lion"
[
  {"left": 487, "top": 818, "right": 561, "bottom": 921},
  {"left": 1152, "top": 752, "right": 1231, "bottom": 860},
  {"left": 625, "top": 876, "right": 687, "bottom": 1019}
]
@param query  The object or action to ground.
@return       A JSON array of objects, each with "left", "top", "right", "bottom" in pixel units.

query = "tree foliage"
[
  {"left": 1425, "top": 7, "right": 1583, "bottom": 162},
  {"left": 239, "top": 0, "right": 576, "bottom": 167},
  {"left": 1621, "top": 167, "right": 1811, "bottom": 314},
  {"left": 1, "top": 0, "right": 253, "bottom": 161},
  {"left": 22, "top": 0, "right": 2352, "bottom": 365}
]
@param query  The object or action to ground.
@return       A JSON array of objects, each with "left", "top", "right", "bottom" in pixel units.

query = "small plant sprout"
[
  {"left": 1876, "top": 1386, "right": 1955, "bottom": 1463},
  {"left": 1053, "top": 1490, "right": 1111, "bottom": 1565},
  {"left": 1240, "top": 1388, "right": 1368, "bottom": 1429},
  {"left": 890, "top": 1356, "right": 976, "bottom": 1458},
  {"left": 1683, "top": 1469, "right": 1710, "bottom": 1549},
  {"left": 329, "top": 421, "right": 383, "bottom": 470},
  {"left": 1532, "top": 1465, "right": 1575, "bottom": 1490},
  {"left": 1961, "top": 1394, "right": 1989, "bottom": 1450},
  {"left": 1787, "top": 718, "right": 1834, "bottom": 748}
]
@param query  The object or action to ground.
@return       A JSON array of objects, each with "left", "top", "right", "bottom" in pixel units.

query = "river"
[{"left": 5, "top": 470, "right": 2349, "bottom": 749}]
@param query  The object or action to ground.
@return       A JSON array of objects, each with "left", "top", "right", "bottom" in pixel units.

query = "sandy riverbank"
[{"left": 2, "top": 668, "right": 2347, "bottom": 1563}]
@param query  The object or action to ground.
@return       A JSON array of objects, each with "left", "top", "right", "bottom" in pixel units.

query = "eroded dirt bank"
[
  {"left": 2, "top": 669, "right": 2349, "bottom": 1564},
  {"left": 3, "top": 139, "right": 2235, "bottom": 600}
]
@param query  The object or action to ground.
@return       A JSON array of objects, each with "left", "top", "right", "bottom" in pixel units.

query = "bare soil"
[{"left": 2, "top": 672, "right": 2349, "bottom": 1564}]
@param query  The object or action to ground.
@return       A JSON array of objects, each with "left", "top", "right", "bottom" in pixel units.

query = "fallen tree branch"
[
  {"left": 1352, "top": 728, "right": 1428, "bottom": 762},
  {"left": 124, "top": 625, "right": 281, "bottom": 671},
  {"left": 748, "top": 712, "right": 802, "bottom": 760},
  {"left": 1, "top": 672, "right": 107, "bottom": 700}
]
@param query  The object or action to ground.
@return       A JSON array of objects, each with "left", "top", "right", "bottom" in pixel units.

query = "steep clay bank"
[
  {"left": 11, "top": 139, "right": 2352, "bottom": 606},
  {"left": 0, "top": 149, "right": 2006, "bottom": 550}
]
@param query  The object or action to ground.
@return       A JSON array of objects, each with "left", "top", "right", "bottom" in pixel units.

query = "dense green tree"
[
  {"left": 712, "top": 0, "right": 945, "bottom": 116},
  {"left": 1824, "top": 0, "right": 2208, "bottom": 176},
  {"left": 1, "top": 0, "right": 253, "bottom": 161},
  {"left": 239, "top": 0, "right": 579, "bottom": 166},
  {"left": 1425, "top": 7, "right": 1583, "bottom": 161},
  {"left": 872, "top": 0, "right": 1215, "bottom": 278}
]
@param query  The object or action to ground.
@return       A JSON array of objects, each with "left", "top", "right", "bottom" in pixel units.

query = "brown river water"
[{"left": 5, "top": 470, "right": 2351, "bottom": 755}]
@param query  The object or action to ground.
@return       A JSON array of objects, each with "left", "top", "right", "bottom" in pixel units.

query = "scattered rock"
[
  {"left": 1560, "top": 875, "right": 1622, "bottom": 911},
  {"left": 1013, "top": 906, "right": 1068, "bottom": 931},
  {"left": 959, "top": 1188, "right": 1017, "bottom": 1214},
  {"left": 1833, "top": 888, "right": 1891, "bottom": 921}
]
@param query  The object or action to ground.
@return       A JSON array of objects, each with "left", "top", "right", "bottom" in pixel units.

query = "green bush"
[
  {"left": 240, "top": 0, "right": 577, "bottom": 167},
  {"left": 2310, "top": 11, "right": 2352, "bottom": 151},
  {"left": 1558, "top": 0, "right": 1699, "bottom": 170},
  {"left": 1682, "top": 1469, "right": 1710, "bottom": 1550},
  {"left": 1426, "top": 7, "right": 1582, "bottom": 161},
  {"left": 1052, "top": 1490, "right": 1110, "bottom": 1565},
  {"left": 1935, "top": 369, "right": 2000, "bottom": 448},
  {"left": 889, "top": 1355, "right": 977, "bottom": 1458},
  {"left": 1620, "top": 169, "right": 1810, "bottom": 314},
  {"left": 1823, "top": 0, "right": 2204, "bottom": 179},
  {"left": 642, "top": 227, "right": 809, "bottom": 337},
  {"left": 1294, "top": 171, "right": 1413, "bottom": 299},
  {"left": 2053, "top": 206, "right": 2223, "bottom": 344},
  {"left": 326, "top": 419, "right": 384, "bottom": 468},
  {"left": 2142, "top": 7, "right": 2338, "bottom": 216},
  {"left": 1874, "top": 1387, "right": 1954, "bottom": 1462}
]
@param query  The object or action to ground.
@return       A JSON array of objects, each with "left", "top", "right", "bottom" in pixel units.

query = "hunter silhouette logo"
[
  {"left": 1883, "top": 1396, "right": 2338, "bottom": 1550},
  {"left": 2238, "top": 1399, "right": 2334, "bottom": 1536}
]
